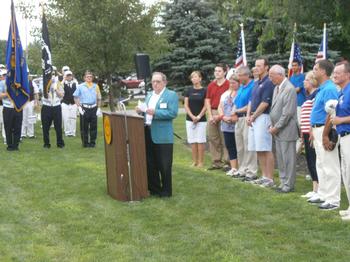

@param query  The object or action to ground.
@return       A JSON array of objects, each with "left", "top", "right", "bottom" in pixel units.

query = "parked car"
[{"left": 121, "top": 74, "right": 145, "bottom": 95}]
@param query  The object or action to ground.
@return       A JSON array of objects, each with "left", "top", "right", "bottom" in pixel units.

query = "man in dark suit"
[
  {"left": 269, "top": 65, "right": 299, "bottom": 193},
  {"left": 136, "top": 72, "right": 178, "bottom": 197}
]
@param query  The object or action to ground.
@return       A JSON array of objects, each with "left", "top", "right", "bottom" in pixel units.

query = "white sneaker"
[
  {"left": 226, "top": 168, "right": 235, "bottom": 177},
  {"left": 341, "top": 214, "right": 350, "bottom": 221},
  {"left": 305, "top": 175, "right": 312, "bottom": 181},
  {"left": 301, "top": 191, "right": 316, "bottom": 198},
  {"left": 307, "top": 193, "right": 320, "bottom": 202},
  {"left": 339, "top": 209, "right": 350, "bottom": 217}
]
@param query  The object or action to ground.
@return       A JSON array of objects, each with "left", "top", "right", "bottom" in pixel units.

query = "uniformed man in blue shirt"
[
  {"left": 332, "top": 61, "right": 350, "bottom": 220},
  {"left": 73, "top": 71, "right": 102, "bottom": 148}
]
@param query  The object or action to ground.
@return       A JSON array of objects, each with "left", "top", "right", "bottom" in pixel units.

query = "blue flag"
[{"left": 5, "top": 0, "right": 30, "bottom": 112}]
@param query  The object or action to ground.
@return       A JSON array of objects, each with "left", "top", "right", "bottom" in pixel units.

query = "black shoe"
[
  {"left": 89, "top": 143, "right": 96, "bottom": 148},
  {"left": 57, "top": 144, "right": 65, "bottom": 148},
  {"left": 159, "top": 192, "right": 172, "bottom": 198},
  {"left": 83, "top": 143, "right": 89, "bottom": 148},
  {"left": 149, "top": 191, "right": 160, "bottom": 197},
  {"left": 6, "top": 146, "right": 18, "bottom": 151},
  {"left": 43, "top": 144, "right": 51, "bottom": 149}
]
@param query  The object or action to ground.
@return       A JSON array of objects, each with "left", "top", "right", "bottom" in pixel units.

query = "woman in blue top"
[{"left": 218, "top": 73, "right": 239, "bottom": 176}]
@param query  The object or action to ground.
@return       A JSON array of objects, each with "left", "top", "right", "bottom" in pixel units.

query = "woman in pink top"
[{"left": 300, "top": 71, "right": 319, "bottom": 200}]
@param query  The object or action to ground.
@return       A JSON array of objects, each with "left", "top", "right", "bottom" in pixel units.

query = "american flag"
[
  {"left": 315, "top": 23, "right": 327, "bottom": 62},
  {"left": 288, "top": 40, "right": 304, "bottom": 78},
  {"left": 235, "top": 24, "right": 247, "bottom": 68}
]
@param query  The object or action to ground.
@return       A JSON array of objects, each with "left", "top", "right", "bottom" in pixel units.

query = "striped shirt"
[{"left": 300, "top": 99, "right": 314, "bottom": 134}]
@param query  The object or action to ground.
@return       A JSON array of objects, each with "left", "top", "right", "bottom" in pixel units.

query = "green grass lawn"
[{"left": 0, "top": 114, "right": 349, "bottom": 261}]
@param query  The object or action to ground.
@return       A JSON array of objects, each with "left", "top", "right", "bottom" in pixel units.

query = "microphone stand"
[{"left": 117, "top": 97, "right": 134, "bottom": 201}]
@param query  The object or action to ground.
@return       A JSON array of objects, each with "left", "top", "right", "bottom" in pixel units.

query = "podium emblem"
[{"left": 103, "top": 115, "right": 112, "bottom": 144}]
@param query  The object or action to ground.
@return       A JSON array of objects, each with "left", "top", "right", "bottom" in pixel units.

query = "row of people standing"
[{"left": 184, "top": 59, "right": 350, "bottom": 220}]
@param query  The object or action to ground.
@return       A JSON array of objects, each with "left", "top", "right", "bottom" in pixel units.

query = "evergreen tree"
[{"left": 154, "top": 0, "right": 233, "bottom": 89}]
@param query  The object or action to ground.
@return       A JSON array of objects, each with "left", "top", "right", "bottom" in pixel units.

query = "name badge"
[{"left": 160, "top": 103, "right": 167, "bottom": 109}]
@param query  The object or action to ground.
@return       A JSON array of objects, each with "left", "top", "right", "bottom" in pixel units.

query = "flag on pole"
[
  {"left": 288, "top": 23, "right": 303, "bottom": 78},
  {"left": 315, "top": 23, "right": 327, "bottom": 62},
  {"left": 235, "top": 24, "right": 247, "bottom": 68},
  {"left": 5, "top": 0, "right": 30, "bottom": 112},
  {"left": 42, "top": 12, "right": 53, "bottom": 99}
]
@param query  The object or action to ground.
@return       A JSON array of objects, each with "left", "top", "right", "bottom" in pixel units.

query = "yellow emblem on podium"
[{"left": 104, "top": 115, "right": 112, "bottom": 145}]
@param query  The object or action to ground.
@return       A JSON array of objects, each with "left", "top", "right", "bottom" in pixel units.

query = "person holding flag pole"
[
  {"left": 0, "top": 0, "right": 30, "bottom": 151},
  {"left": 40, "top": 10, "right": 65, "bottom": 149}
]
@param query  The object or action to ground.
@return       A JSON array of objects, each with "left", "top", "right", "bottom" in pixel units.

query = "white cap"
[
  {"left": 62, "top": 65, "right": 70, "bottom": 72},
  {"left": 64, "top": 70, "right": 73, "bottom": 77},
  {"left": 0, "top": 64, "right": 5, "bottom": 69},
  {"left": 0, "top": 69, "right": 7, "bottom": 76}
]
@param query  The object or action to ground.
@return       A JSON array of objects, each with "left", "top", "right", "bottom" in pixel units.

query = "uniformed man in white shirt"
[
  {"left": 21, "top": 75, "right": 39, "bottom": 138},
  {"left": 61, "top": 70, "right": 78, "bottom": 137},
  {"left": 41, "top": 74, "right": 65, "bottom": 148}
]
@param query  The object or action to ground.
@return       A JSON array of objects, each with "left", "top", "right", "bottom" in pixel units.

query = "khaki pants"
[
  {"left": 313, "top": 126, "right": 341, "bottom": 205},
  {"left": 340, "top": 134, "right": 350, "bottom": 208},
  {"left": 207, "top": 110, "right": 228, "bottom": 165},
  {"left": 235, "top": 117, "right": 257, "bottom": 176}
]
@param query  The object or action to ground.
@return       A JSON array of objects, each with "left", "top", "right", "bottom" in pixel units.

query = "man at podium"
[{"left": 136, "top": 72, "right": 178, "bottom": 197}]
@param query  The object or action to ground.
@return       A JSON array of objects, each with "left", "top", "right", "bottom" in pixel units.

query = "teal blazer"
[{"left": 145, "top": 88, "right": 178, "bottom": 144}]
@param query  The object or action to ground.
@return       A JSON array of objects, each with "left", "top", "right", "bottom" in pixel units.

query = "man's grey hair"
[
  {"left": 152, "top": 71, "right": 167, "bottom": 82},
  {"left": 270, "top": 65, "right": 286, "bottom": 76},
  {"left": 236, "top": 66, "right": 251, "bottom": 76}
]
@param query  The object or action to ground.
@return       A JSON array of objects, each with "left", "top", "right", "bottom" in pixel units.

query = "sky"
[{"left": 0, "top": 0, "right": 161, "bottom": 47}]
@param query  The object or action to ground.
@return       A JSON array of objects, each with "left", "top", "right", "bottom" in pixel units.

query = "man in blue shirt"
[
  {"left": 234, "top": 66, "right": 257, "bottom": 180},
  {"left": 74, "top": 71, "right": 102, "bottom": 148},
  {"left": 290, "top": 59, "right": 306, "bottom": 109},
  {"left": 332, "top": 61, "right": 350, "bottom": 220},
  {"left": 247, "top": 58, "right": 275, "bottom": 188},
  {"left": 308, "top": 59, "right": 340, "bottom": 210}
]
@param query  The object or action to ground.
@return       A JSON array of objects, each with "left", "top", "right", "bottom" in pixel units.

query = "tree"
[
  {"left": 154, "top": 0, "right": 233, "bottom": 89},
  {"left": 208, "top": 0, "right": 349, "bottom": 69},
  {"left": 0, "top": 40, "right": 7, "bottom": 65},
  {"left": 26, "top": 41, "right": 42, "bottom": 75},
  {"left": 18, "top": 0, "right": 168, "bottom": 111}
]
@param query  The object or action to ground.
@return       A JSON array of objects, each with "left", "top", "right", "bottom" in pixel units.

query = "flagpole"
[
  {"left": 323, "top": 23, "right": 327, "bottom": 59},
  {"left": 240, "top": 23, "right": 247, "bottom": 66}
]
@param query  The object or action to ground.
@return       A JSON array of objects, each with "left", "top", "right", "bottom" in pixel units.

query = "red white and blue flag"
[
  {"left": 288, "top": 24, "right": 304, "bottom": 78},
  {"left": 235, "top": 24, "right": 247, "bottom": 68},
  {"left": 315, "top": 23, "right": 327, "bottom": 62}
]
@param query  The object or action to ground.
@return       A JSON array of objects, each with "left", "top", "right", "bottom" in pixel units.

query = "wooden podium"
[{"left": 103, "top": 111, "right": 149, "bottom": 201}]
